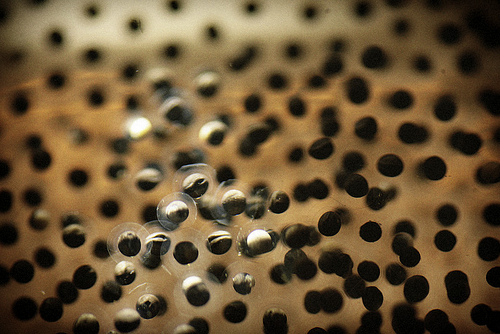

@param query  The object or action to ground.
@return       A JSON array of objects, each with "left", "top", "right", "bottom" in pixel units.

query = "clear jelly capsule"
[
  {"left": 172, "top": 163, "right": 217, "bottom": 199},
  {"left": 157, "top": 192, "right": 197, "bottom": 231},
  {"left": 107, "top": 222, "right": 148, "bottom": 263}
]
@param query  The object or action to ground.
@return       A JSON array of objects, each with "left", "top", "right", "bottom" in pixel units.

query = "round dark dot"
[
  {"left": 478, "top": 237, "right": 500, "bottom": 261},
  {"left": 355, "top": 1, "right": 372, "bottom": 17},
  {"left": 285, "top": 43, "right": 302, "bottom": 59},
  {"left": 398, "top": 123, "right": 429, "bottom": 144},
  {"left": 39, "top": 297, "right": 63, "bottom": 322},
  {"left": 307, "top": 179, "right": 329, "bottom": 200},
  {"left": 438, "top": 23, "right": 462, "bottom": 45},
  {"left": 101, "top": 281, "right": 122, "bottom": 303},
  {"left": 394, "top": 220, "right": 416, "bottom": 237},
  {"left": 303, "top": 5, "right": 317, "bottom": 20},
  {"left": 483, "top": 203, "right": 500, "bottom": 226},
  {"left": 10, "top": 260, "right": 34, "bottom": 283},
  {"left": 394, "top": 19, "right": 410, "bottom": 36},
  {"left": 389, "top": 90, "right": 413, "bottom": 109},
  {"left": 288, "top": 96, "right": 306, "bottom": 117},
  {"left": 84, "top": 48, "right": 101, "bottom": 63},
  {"left": 34, "top": 248, "right": 56, "bottom": 268},
  {"left": 47, "top": 73, "right": 65, "bottom": 89},
  {"left": 487, "top": 311, "right": 500, "bottom": 332},
  {"left": 346, "top": 77, "right": 370, "bottom": 104},
  {"left": 308, "top": 137, "right": 334, "bottom": 160},
  {"left": 268, "top": 73, "right": 288, "bottom": 90},
  {"left": 449, "top": 131, "right": 482, "bottom": 155},
  {"left": 434, "top": 230, "right": 456, "bottom": 252},
  {"left": 163, "top": 44, "right": 180, "bottom": 59},
  {"left": 359, "top": 221, "right": 382, "bottom": 242},
  {"left": 31, "top": 149, "right": 52, "bottom": 170},
  {"left": 361, "top": 311, "right": 383, "bottom": 330},
  {"left": 57, "top": 281, "right": 79, "bottom": 304},
  {"left": 245, "top": 2, "right": 258, "bottom": 14},
  {"left": 344, "top": 174, "right": 369, "bottom": 198},
  {"left": 205, "top": 25, "right": 219, "bottom": 40},
  {"left": 288, "top": 147, "right": 304, "bottom": 163},
  {"left": 377, "top": 154, "right": 403, "bottom": 177},
  {"left": 318, "top": 250, "right": 353, "bottom": 278},
  {"left": 0, "top": 222, "right": 18, "bottom": 245},
  {"left": 174, "top": 242, "right": 199, "bottom": 265},
  {"left": 399, "top": 247, "right": 421, "bottom": 267},
  {"left": 88, "top": 89, "right": 105, "bottom": 107},
  {"left": 457, "top": 51, "right": 480, "bottom": 75},
  {"left": 85, "top": 5, "right": 99, "bottom": 17},
  {"left": 11, "top": 93, "right": 30, "bottom": 115},
  {"left": 304, "top": 290, "right": 321, "bottom": 314},
  {"left": 358, "top": 261, "right": 380, "bottom": 282},
  {"left": 25, "top": 134, "right": 43, "bottom": 149},
  {"left": 486, "top": 267, "right": 500, "bottom": 288},
  {"left": 343, "top": 274, "right": 366, "bottom": 299},
  {"left": 424, "top": 309, "right": 451, "bottom": 333},
  {"left": 283, "top": 224, "right": 310, "bottom": 249},
  {"left": 128, "top": 18, "right": 142, "bottom": 32},
  {"left": 355, "top": 116, "right": 377, "bottom": 140},
  {"left": 12, "top": 297, "right": 38, "bottom": 320},
  {"left": 48, "top": 30, "right": 64, "bottom": 46},
  {"left": 223, "top": 301, "right": 247, "bottom": 323},
  {"left": 445, "top": 270, "right": 471, "bottom": 304},
  {"left": 362, "top": 46, "right": 388, "bottom": 69},
  {"left": 216, "top": 165, "right": 236, "bottom": 183},
  {"left": 269, "top": 191, "right": 290, "bottom": 214},
  {"left": 308, "top": 75, "right": 326, "bottom": 89},
  {"left": 295, "top": 258, "right": 318, "bottom": 281},
  {"left": 0, "top": 264, "right": 10, "bottom": 285},
  {"left": 99, "top": 200, "right": 119, "bottom": 218},
  {"left": 479, "top": 89, "right": 500, "bottom": 116},
  {"left": 414, "top": 55, "right": 432, "bottom": 73},
  {"left": 244, "top": 94, "right": 261, "bottom": 113},
  {"left": 68, "top": 169, "right": 89, "bottom": 187},
  {"left": 404, "top": 275, "right": 429, "bottom": 303},
  {"left": 436, "top": 204, "right": 458, "bottom": 226},
  {"left": 107, "top": 163, "right": 127, "bottom": 179},
  {"left": 122, "top": 64, "right": 139, "bottom": 80},
  {"left": 434, "top": 95, "right": 456, "bottom": 121},
  {"left": 63, "top": 224, "right": 86, "bottom": 248},
  {"left": 471, "top": 304, "right": 492, "bottom": 326},
  {"left": 263, "top": 308, "right": 288, "bottom": 334},
  {"left": 206, "top": 263, "right": 228, "bottom": 284},
  {"left": 421, "top": 156, "right": 447, "bottom": 181},
  {"left": 318, "top": 211, "right": 342, "bottom": 237},
  {"left": 0, "top": 159, "right": 10, "bottom": 180},
  {"left": 476, "top": 161, "right": 500, "bottom": 185},
  {"left": 270, "top": 264, "right": 292, "bottom": 285},
  {"left": 73, "top": 265, "right": 97, "bottom": 289},
  {"left": 93, "top": 240, "right": 109, "bottom": 259},
  {"left": 342, "top": 151, "right": 365, "bottom": 173},
  {"left": 74, "top": 313, "right": 100, "bottom": 334},
  {"left": 362, "top": 286, "right": 383, "bottom": 311},
  {"left": 189, "top": 318, "right": 209, "bottom": 334},
  {"left": 320, "top": 288, "right": 344, "bottom": 313},
  {"left": 366, "top": 188, "right": 388, "bottom": 211},
  {"left": 23, "top": 188, "right": 42, "bottom": 207},
  {"left": 323, "top": 55, "right": 343, "bottom": 77},
  {"left": 385, "top": 263, "right": 407, "bottom": 285}
]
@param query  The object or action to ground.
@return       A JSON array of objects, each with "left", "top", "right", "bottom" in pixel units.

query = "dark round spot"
[
  {"left": 10, "top": 260, "right": 34, "bottom": 283},
  {"left": 11, "top": 93, "right": 30, "bottom": 115},
  {"left": 207, "top": 263, "right": 228, "bottom": 284},
  {"left": 323, "top": 55, "right": 343, "bottom": 77},
  {"left": 434, "top": 95, "right": 456, "bottom": 121},
  {"left": 73, "top": 265, "right": 97, "bottom": 289},
  {"left": 288, "top": 147, "right": 304, "bottom": 163},
  {"left": 69, "top": 169, "right": 89, "bottom": 187},
  {"left": 449, "top": 131, "right": 482, "bottom": 155},
  {"left": 436, "top": 204, "right": 458, "bottom": 226},
  {"left": 342, "top": 151, "right": 365, "bottom": 173},
  {"left": 438, "top": 23, "right": 462, "bottom": 45},
  {"left": 128, "top": 18, "right": 142, "bottom": 32},
  {"left": 346, "top": 77, "right": 370, "bottom": 104},
  {"left": 23, "top": 188, "right": 42, "bottom": 207},
  {"left": 487, "top": 311, "right": 500, "bottom": 332},
  {"left": 283, "top": 224, "right": 309, "bottom": 249},
  {"left": 0, "top": 222, "right": 17, "bottom": 245},
  {"left": 57, "top": 281, "right": 79, "bottom": 304},
  {"left": 47, "top": 73, "right": 65, "bottom": 89},
  {"left": 295, "top": 258, "right": 317, "bottom": 280},
  {"left": 320, "top": 288, "right": 343, "bottom": 313},
  {"left": 479, "top": 89, "right": 500, "bottom": 116},
  {"left": 205, "top": 25, "right": 219, "bottom": 40},
  {"left": 88, "top": 89, "right": 105, "bottom": 107},
  {"left": 318, "top": 211, "right": 341, "bottom": 236},
  {"left": 343, "top": 274, "right": 366, "bottom": 299},
  {"left": 216, "top": 165, "right": 236, "bottom": 183},
  {"left": 355, "top": 116, "right": 377, "bottom": 140},
  {"left": 111, "top": 139, "right": 130, "bottom": 155},
  {"left": 84, "top": 48, "right": 101, "bottom": 63},
  {"left": 268, "top": 73, "right": 288, "bottom": 90},
  {"left": 308, "top": 137, "right": 334, "bottom": 160},
  {"left": 189, "top": 318, "right": 209, "bottom": 334},
  {"left": 163, "top": 44, "right": 180, "bottom": 59},
  {"left": 478, "top": 237, "right": 500, "bottom": 261},
  {"left": 391, "top": 304, "right": 421, "bottom": 334},
  {"left": 12, "top": 297, "right": 37, "bottom": 320},
  {"left": 434, "top": 230, "right": 456, "bottom": 252},
  {"left": 398, "top": 123, "right": 429, "bottom": 144},
  {"left": 107, "top": 163, "right": 127, "bottom": 179},
  {"left": 359, "top": 221, "right": 382, "bottom": 242},
  {"left": 74, "top": 313, "right": 100, "bottom": 334},
  {"left": 399, "top": 247, "right": 421, "bottom": 267},
  {"left": 308, "top": 75, "right": 326, "bottom": 89},
  {"left": 358, "top": 261, "right": 380, "bottom": 282},
  {"left": 483, "top": 203, "right": 500, "bottom": 226},
  {"left": 424, "top": 309, "right": 449, "bottom": 333},
  {"left": 0, "top": 159, "right": 11, "bottom": 180},
  {"left": 414, "top": 55, "right": 432, "bottom": 73},
  {"left": 263, "top": 308, "right": 288, "bottom": 334},
  {"left": 318, "top": 250, "right": 353, "bottom": 278},
  {"left": 48, "top": 30, "right": 64, "bottom": 46},
  {"left": 392, "top": 233, "right": 413, "bottom": 256},
  {"left": 344, "top": 173, "right": 369, "bottom": 198},
  {"left": 307, "top": 179, "right": 329, "bottom": 200},
  {"left": 404, "top": 275, "right": 429, "bottom": 303},
  {"left": 304, "top": 290, "right": 321, "bottom": 314},
  {"left": 377, "top": 154, "right": 403, "bottom": 177},
  {"left": 445, "top": 270, "right": 471, "bottom": 304},
  {"left": 85, "top": 5, "right": 99, "bottom": 17},
  {"left": 476, "top": 161, "right": 500, "bottom": 185},
  {"left": 101, "top": 281, "right": 122, "bottom": 303},
  {"left": 389, "top": 90, "right": 413, "bottom": 109},
  {"left": 288, "top": 96, "right": 306, "bottom": 117},
  {"left": 223, "top": 301, "right": 247, "bottom": 323},
  {"left": 362, "top": 286, "right": 383, "bottom": 311},
  {"left": 244, "top": 94, "right": 261, "bottom": 113},
  {"left": 361, "top": 311, "right": 383, "bottom": 330},
  {"left": 470, "top": 304, "right": 492, "bottom": 326},
  {"left": 385, "top": 263, "right": 407, "bottom": 285},
  {"left": 174, "top": 241, "right": 198, "bottom": 265},
  {"left": 99, "top": 200, "right": 119, "bottom": 218},
  {"left": 269, "top": 191, "right": 290, "bottom": 214},
  {"left": 93, "top": 240, "right": 109, "bottom": 259},
  {"left": 285, "top": 43, "right": 302, "bottom": 59},
  {"left": 0, "top": 264, "right": 10, "bottom": 285},
  {"left": 31, "top": 149, "right": 52, "bottom": 170},
  {"left": 362, "top": 46, "right": 388, "bottom": 69},
  {"left": 458, "top": 51, "right": 480, "bottom": 75},
  {"left": 39, "top": 297, "right": 63, "bottom": 322},
  {"left": 269, "top": 264, "right": 292, "bottom": 285},
  {"left": 303, "top": 5, "right": 317, "bottom": 20},
  {"left": 34, "top": 248, "right": 56, "bottom": 268},
  {"left": 394, "top": 220, "right": 416, "bottom": 237},
  {"left": 25, "top": 134, "right": 43, "bottom": 149},
  {"left": 486, "top": 267, "right": 500, "bottom": 288},
  {"left": 421, "top": 156, "right": 447, "bottom": 181},
  {"left": 394, "top": 19, "right": 410, "bottom": 35},
  {"left": 355, "top": 1, "right": 372, "bottom": 17},
  {"left": 63, "top": 224, "right": 86, "bottom": 248}
]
